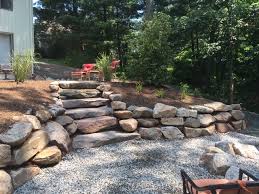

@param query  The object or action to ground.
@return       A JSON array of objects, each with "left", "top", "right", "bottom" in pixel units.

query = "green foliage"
[
  {"left": 179, "top": 83, "right": 190, "bottom": 100},
  {"left": 155, "top": 88, "right": 166, "bottom": 98},
  {"left": 96, "top": 53, "right": 112, "bottom": 81},
  {"left": 126, "top": 12, "right": 174, "bottom": 85},
  {"left": 135, "top": 81, "right": 143, "bottom": 94},
  {"left": 11, "top": 51, "right": 35, "bottom": 84}
]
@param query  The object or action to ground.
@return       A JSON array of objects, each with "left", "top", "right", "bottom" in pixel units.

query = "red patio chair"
[{"left": 110, "top": 59, "right": 120, "bottom": 72}]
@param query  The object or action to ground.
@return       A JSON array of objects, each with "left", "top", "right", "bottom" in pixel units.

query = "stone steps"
[
  {"left": 62, "top": 98, "right": 109, "bottom": 109},
  {"left": 59, "top": 81, "right": 100, "bottom": 89},
  {"left": 59, "top": 89, "right": 101, "bottom": 99},
  {"left": 72, "top": 130, "right": 141, "bottom": 148}
]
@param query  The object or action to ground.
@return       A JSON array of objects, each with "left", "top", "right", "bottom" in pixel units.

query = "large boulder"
[
  {"left": 184, "top": 118, "right": 201, "bottom": 128},
  {"left": 233, "top": 143, "right": 259, "bottom": 160},
  {"left": 153, "top": 103, "right": 177, "bottom": 118},
  {"left": 204, "top": 102, "right": 232, "bottom": 112},
  {"left": 35, "top": 109, "right": 52, "bottom": 123},
  {"left": 216, "top": 123, "right": 234, "bottom": 133},
  {"left": 160, "top": 126, "right": 184, "bottom": 140},
  {"left": 73, "top": 131, "right": 140, "bottom": 148},
  {"left": 198, "top": 114, "right": 216, "bottom": 127},
  {"left": 111, "top": 101, "right": 127, "bottom": 110},
  {"left": 161, "top": 117, "right": 184, "bottom": 126},
  {"left": 215, "top": 141, "right": 235, "bottom": 155},
  {"left": 109, "top": 94, "right": 123, "bottom": 101},
  {"left": 59, "top": 89, "right": 101, "bottom": 99},
  {"left": 62, "top": 98, "right": 109, "bottom": 109},
  {"left": 44, "top": 121, "right": 71, "bottom": 153},
  {"left": 0, "top": 170, "right": 13, "bottom": 194},
  {"left": 76, "top": 116, "right": 118, "bottom": 134},
  {"left": 97, "top": 84, "right": 111, "bottom": 92},
  {"left": 189, "top": 105, "right": 214, "bottom": 114},
  {"left": 14, "top": 115, "right": 41, "bottom": 131},
  {"left": 65, "top": 106, "right": 113, "bottom": 119},
  {"left": 55, "top": 115, "right": 74, "bottom": 126},
  {"left": 114, "top": 110, "right": 133, "bottom": 119},
  {"left": 0, "top": 144, "right": 11, "bottom": 167},
  {"left": 137, "top": 119, "right": 159, "bottom": 128},
  {"left": 10, "top": 166, "right": 42, "bottom": 189},
  {"left": 119, "top": 119, "right": 138, "bottom": 132},
  {"left": 138, "top": 127, "right": 162, "bottom": 140},
  {"left": 32, "top": 146, "right": 62, "bottom": 166},
  {"left": 13, "top": 130, "right": 49, "bottom": 165},
  {"left": 184, "top": 125, "right": 215, "bottom": 138},
  {"left": 0, "top": 122, "right": 32, "bottom": 147},
  {"left": 231, "top": 110, "right": 245, "bottom": 121},
  {"left": 59, "top": 81, "right": 100, "bottom": 89},
  {"left": 133, "top": 107, "right": 153, "bottom": 118},
  {"left": 231, "top": 120, "right": 243, "bottom": 130},
  {"left": 225, "top": 166, "right": 240, "bottom": 180},
  {"left": 214, "top": 112, "right": 232, "bottom": 122}
]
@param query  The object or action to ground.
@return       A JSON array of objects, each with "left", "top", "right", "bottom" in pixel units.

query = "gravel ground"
[{"left": 15, "top": 132, "right": 259, "bottom": 194}]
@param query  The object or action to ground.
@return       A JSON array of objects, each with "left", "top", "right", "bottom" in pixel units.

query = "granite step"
[
  {"left": 62, "top": 98, "right": 109, "bottom": 109},
  {"left": 59, "top": 81, "right": 100, "bottom": 89},
  {"left": 59, "top": 89, "right": 101, "bottom": 99}
]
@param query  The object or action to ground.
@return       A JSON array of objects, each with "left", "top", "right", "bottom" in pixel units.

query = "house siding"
[{"left": 0, "top": 0, "right": 34, "bottom": 54}]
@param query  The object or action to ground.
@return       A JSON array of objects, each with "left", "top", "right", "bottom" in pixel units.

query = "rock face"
[
  {"left": 44, "top": 121, "right": 71, "bottom": 153},
  {"left": 59, "top": 81, "right": 100, "bottom": 89},
  {"left": 214, "top": 112, "right": 232, "bottom": 122},
  {"left": 204, "top": 102, "right": 232, "bottom": 112},
  {"left": 233, "top": 143, "right": 259, "bottom": 159},
  {"left": 137, "top": 119, "right": 159, "bottom": 128},
  {"left": 0, "top": 144, "right": 11, "bottom": 167},
  {"left": 0, "top": 170, "right": 13, "bottom": 194},
  {"left": 161, "top": 117, "right": 184, "bottom": 126},
  {"left": 0, "top": 122, "right": 32, "bottom": 147},
  {"left": 65, "top": 122, "right": 78, "bottom": 135},
  {"left": 189, "top": 105, "right": 214, "bottom": 113},
  {"left": 133, "top": 107, "right": 153, "bottom": 118},
  {"left": 216, "top": 123, "right": 233, "bottom": 133},
  {"left": 111, "top": 101, "right": 127, "bottom": 110},
  {"left": 198, "top": 114, "right": 216, "bottom": 127},
  {"left": 35, "top": 109, "right": 52, "bottom": 123},
  {"left": 55, "top": 115, "right": 74, "bottom": 126},
  {"left": 153, "top": 103, "right": 177, "bottom": 118},
  {"left": 13, "top": 130, "right": 49, "bottom": 165},
  {"left": 59, "top": 89, "right": 100, "bottom": 99},
  {"left": 65, "top": 106, "right": 113, "bottom": 119},
  {"left": 215, "top": 141, "right": 235, "bottom": 155},
  {"left": 119, "top": 119, "right": 138, "bottom": 132},
  {"left": 184, "top": 118, "right": 201, "bottom": 128},
  {"left": 138, "top": 127, "right": 162, "bottom": 140},
  {"left": 62, "top": 98, "right": 109, "bottom": 109},
  {"left": 77, "top": 116, "right": 118, "bottom": 134},
  {"left": 73, "top": 131, "right": 140, "bottom": 148},
  {"left": 32, "top": 146, "right": 62, "bottom": 166},
  {"left": 231, "top": 110, "right": 245, "bottom": 121},
  {"left": 10, "top": 166, "right": 42, "bottom": 189},
  {"left": 114, "top": 110, "right": 133, "bottom": 119},
  {"left": 109, "top": 94, "right": 123, "bottom": 101},
  {"left": 160, "top": 126, "right": 184, "bottom": 140}
]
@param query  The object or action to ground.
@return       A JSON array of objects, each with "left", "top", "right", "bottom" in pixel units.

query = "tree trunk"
[{"left": 144, "top": 0, "right": 154, "bottom": 20}]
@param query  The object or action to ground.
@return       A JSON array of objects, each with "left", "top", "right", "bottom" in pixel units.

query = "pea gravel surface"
[{"left": 15, "top": 132, "right": 259, "bottom": 194}]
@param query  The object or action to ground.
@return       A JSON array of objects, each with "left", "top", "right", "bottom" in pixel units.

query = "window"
[{"left": 0, "top": 0, "right": 13, "bottom": 11}]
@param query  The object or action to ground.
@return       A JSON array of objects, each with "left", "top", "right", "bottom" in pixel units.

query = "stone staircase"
[{"left": 50, "top": 81, "right": 140, "bottom": 148}]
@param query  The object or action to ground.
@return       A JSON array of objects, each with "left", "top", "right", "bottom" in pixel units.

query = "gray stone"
[
  {"left": 0, "top": 144, "right": 11, "bottom": 167},
  {"left": 189, "top": 110, "right": 198, "bottom": 118},
  {"left": 233, "top": 143, "right": 259, "bottom": 160},
  {"left": 133, "top": 107, "right": 153, "bottom": 118},
  {"left": 231, "top": 120, "right": 243, "bottom": 130},
  {"left": 65, "top": 106, "right": 113, "bottom": 119},
  {"left": 10, "top": 166, "right": 42, "bottom": 189},
  {"left": 161, "top": 117, "right": 184, "bottom": 126},
  {"left": 59, "top": 89, "right": 100, "bottom": 99},
  {"left": 0, "top": 122, "right": 32, "bottom": 147},
  {"left": 205, "top": 146, "right": 225, "bottom": 154},
  {"left": 55, "top": 115, "right": 74, "bottom": 126},
  {"left": 97, "top": 84, "right": 111, "bottom": 92},
  {"left": 176, "top": 108, "right": 191, "bottom": 117},
  {"left": 51, "top": 92, "right": 59, "bottom": 98},
  {"left": 114, "top": 110, "right": 133, "bottom": 119},
  {"left": 137, "top": 119, "right": 159, "bottom": 128},
  {"left": 231, "top": 110, "right": 245, "bottom": 121},
  {"left": 72, "top": 131, "right": 140, "bottom": 148},
  {"left": 119, "top": 119, "right": 138, "bottom": 132},
  {"left": 127, "top": 105, "right": 138, "bottom": 112},
  {"left": 198, "top": 114, "right": 216, "bottom": 127},
  {"left": 49, "top": 82, "right": 60, "bottom": 92},
  {"left": 214, "top": 112, "right": 232, "bottom": 122},
  {"left": 231, "top": 104, "right": 241, "bottom": 110},
  {"left": 225, "top": 166, "right": 240, "bottom": 180},
  {"left": 44, "top": 121, "right": 71, "bottom": 153},
  {"left": 65, "top": 122, "right": 78, "bottom": 135},
  {"left": 111, "top": 101, "right": 127, "bottom": 110},
  {"left": 59, "top": 81, "right": 100, "bottom": 89},
  {"left": 215, "top": 141, "right": 235, "bottom": 155},
  {"left": 153, "top": 103, "right": 177, "bottom": 118},
  {"left": 0, "top": 170, "right": 13, "bottom": 194},
  {"left": 139, "top": 127, "right": 162, "bottom": 140},
  {"left": 216, "top": 123, "right": 234, "bottom": 133},
  {"left": 13, "top": 130, "right": 49, "bottom": 165},
  {"left": 189, "top": 105, "right": 214, "bottom": 113},
  {"left": 184, "top": 125, "right": 215, "bottom": 138},
  {"left": 109, "top": 94, "right": 123, "bottom": 101},
  {"left": 184, "top": 118, "right": 201, "bottom": 128},
  {"left": 14, "top": 115, "right": 41, "bottom": 131},
  {"left": 32, "top": 146, "right": 62, "bottom": 166},
  {"left": 35, "top": 109, "right": 52, "bottom": 123},
  {"left": 76, "top": 116, "right": 118, "bottom": 134},
  {"left": 242, "top": 120, "right": 247, "bottom": 130},
  {"left": 211, "top": 153, "right": 233, "bottom": 175},
  {"left": 48, "top": 105, "right": 66, "bottom": 118},
  {"left": 161, "top": 126, "right": 184, "bottom": 140},
  {"left": 62, "top": 98, "right": 109, "bottom": 109},
  {"left": 204, "top": 102, "right": 232, "bottom": 112},
  {"left": 102, "top": 91, "right": 113, "bottom": 99}
]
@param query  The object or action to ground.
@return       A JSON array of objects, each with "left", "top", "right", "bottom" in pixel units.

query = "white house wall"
[{"left": 0, "top": 0, "right": 34, "bottom": 54}]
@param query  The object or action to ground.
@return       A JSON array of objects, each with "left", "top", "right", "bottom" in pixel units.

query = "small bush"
[
  {"left": 135, "top": 81, "right": 143, "bottom": 94},
  {"left": 11, "top": 50, "right": 35, "bottom": 84},
  {"left": 155, "top": 88, "right": 166, "bottom": 98},
  {"left": 96, "top": 53, "right": 112, "bottom": 81},
  {"left": 180, "top": 83, "right": 190, "bottom": 100}
]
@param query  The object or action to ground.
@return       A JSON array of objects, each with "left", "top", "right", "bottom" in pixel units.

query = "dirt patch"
[{"left": 0, "top": 80, "right": 53, "bottom": 132}]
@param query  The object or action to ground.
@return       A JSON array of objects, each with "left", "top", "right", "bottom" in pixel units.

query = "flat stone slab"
[
  {"left": 59, "top": 81, "right": 100, "bottom": 89},
  {"left": 72, "top": 131, "right": 140, "bottom": 148},
  {"left": 66, "top": 106, "right": 113, "bottom": 119},
  {"left": 62, "top": 98, "right": 109, "bottom": 109},
  {"left": 59, "top": 89, "right": 101, "bottom": 99}
]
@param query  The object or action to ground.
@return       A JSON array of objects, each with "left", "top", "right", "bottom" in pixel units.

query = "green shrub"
[
  {"left": 180, "top": 83, "right": 190, "bottom": 100},
  {"left": 11, "top": 51, "right": 35, "bottom": 84},
  {"left": 155, "top": 88, "right": 166, "bottom": 98},
  {"left": 135, "top": 81, "right": 143, "bottom": 94},
  {"left": 96, "top": 53, "right": 112, "bottom": 81}
]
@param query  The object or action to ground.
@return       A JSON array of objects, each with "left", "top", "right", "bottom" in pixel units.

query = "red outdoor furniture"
[
  {"left": 110, "top": 59, "right": 120, "bottom": 72},
  {"left": 71, "top": 63, "right": 96, "bottom": 80}
]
